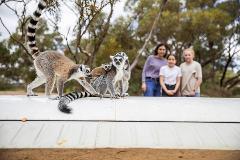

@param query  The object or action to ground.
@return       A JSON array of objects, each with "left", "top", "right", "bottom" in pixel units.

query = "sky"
[{"left": 0, "top": 0, "right": 127, "bottom": 42}]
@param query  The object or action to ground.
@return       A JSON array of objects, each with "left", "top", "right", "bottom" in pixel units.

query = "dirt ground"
[{"left": 0, "top": 149, "right": 240, "bottom": 160}]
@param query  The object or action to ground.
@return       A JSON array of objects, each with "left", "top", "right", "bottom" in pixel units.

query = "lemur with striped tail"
[
  {"left": 26, "top": 0, "right": 98, "bottom": 98},
  {"left": 58, "top": 53, "right": 128, "bottom": 113},
  {"left": 114, "top": 52, "right": 131, "bottom": 96}
]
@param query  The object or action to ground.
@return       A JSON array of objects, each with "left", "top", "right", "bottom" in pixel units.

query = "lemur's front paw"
[
  {"left": 27, "top": 93, "right": 38, "bottom": 96},
  {"left": 124, "top": 93, "right": 129, "bottom": 96},
  {"left": 99, "top": 94, "right": 104, "bottom": 99},
  {"left": 93, "top": 93, "right": 103, "bottom": 98},
  {"left": 49, "top": 96, "right": 62, "bottom": 100},
  {"left": 111, "top": 95, "right": 120, "bottom": 99},
  {"left": 120, "top": 93, "right": 129, "bottom": 97}
]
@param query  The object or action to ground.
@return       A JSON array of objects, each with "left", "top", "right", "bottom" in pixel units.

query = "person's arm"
[
  {"left": 173, "top": 68, "right": 182, "bottom": 94},
  {"left": 160, "top": 75, "right": 173, "bottom": 96},
  {"left": 189, "top": 63, "right": 202, "bottom": 96},
  {"left": 160, "top": 75, "right": 168, "bottom": 93},
  {"left": 189, "top": 78, "right": 202, "bottom": 96},
  {"left": 141, "top": 83, "right": 147, "bottom": 92},
  {"left": 179, "top": 65, "right": 183, "bottom": 96},
  {"left": 141, "top": 56, "right": 151, "bottom": 92},
  {"left": 173, "top": 76, "right": 181, "bottom": 94},
  {"left": 194, "top": 78, "right": 202, "bottom": 91},
  {"left": 193, "top": 63, "right": 202, "bottom": 92}
]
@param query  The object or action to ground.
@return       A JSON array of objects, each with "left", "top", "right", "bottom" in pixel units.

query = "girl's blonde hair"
[{"left": 183, "top": 48, "right": 195, "bottom": 58}]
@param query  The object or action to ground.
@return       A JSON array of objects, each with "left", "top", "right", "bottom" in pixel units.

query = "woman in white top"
[{"left": 160, "top": 54, "right": 182, "bottom": 96}]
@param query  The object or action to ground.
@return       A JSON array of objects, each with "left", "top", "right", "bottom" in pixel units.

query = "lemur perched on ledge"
[
  {"left": 58, "top": 52, "right": 130, "bottom": 114},
  {"left": 114, "top": 52, "right": 131, "bottom": 96},
  {"left": 26, "top": 0, "right": 98, "bottom": 98}
]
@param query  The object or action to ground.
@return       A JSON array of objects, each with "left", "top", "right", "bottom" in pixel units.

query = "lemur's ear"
[
  {"left": 78, "top": 65, "right": 83, "bottom": 72},
  {"left": 110, "top": 55, "right": 114, "bottom": 60}
]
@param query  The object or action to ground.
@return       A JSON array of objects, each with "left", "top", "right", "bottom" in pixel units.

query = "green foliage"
[
  {"left": 96, "top": 17, "right": 139, "bottom": 67},
  {"left": 125, "top": 0, "right": 240, "bottom": 96},
  {"left": 186, "top": 0, "right": 216, "bottom": 9}
]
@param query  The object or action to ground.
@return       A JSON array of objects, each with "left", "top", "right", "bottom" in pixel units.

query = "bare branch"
[
  {"left": 0, "top": 0, "right": 24, "bottom": 6},
  {"left": 224, "top": 73, "right": 240, "bottom": 87},
  {"left": 61, "top": 0, "right": 78, "bottom": 17},
  {"left": 61, "top": 27, "right": 78, "bottom": 63},
  {"left": 74, "top": 0, "right": 114, "bottom": 59},
  {"left": 79, "top": 46, "right": 91, "bottom": 57},
  {"left": 4, "top": 3, "right": 21, "bottom": 19},
  {"left": 79, "top": 1, "right": 111, "bottom": 38},
  {"left": 0, "top": 17, "right": 32, "bottom": 58},
  {"left": 227, "top": 80, "right": 240, "bottom": 90},
  {"left": 85, "top": 0, "right": 115, "bottom": 66},
  {"left": 130, "top": 0, "right": 168, "bottom": 71},
  {"left": 202, "top": 42, "right": 240, "bottom": 67}
]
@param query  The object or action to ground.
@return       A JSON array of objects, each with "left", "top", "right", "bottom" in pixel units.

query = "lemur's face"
[
  {"left": 76, "top": 64, "right": 91, "bottom": 77},
  {"left": 103, "top": 63, "right": 112, "bottom": 71},
  {"left": 111, "top": 55, "right": 125, "bottom": 67},
  {"left": 114, "top": 52, "right": 129, "bottom": 70}
]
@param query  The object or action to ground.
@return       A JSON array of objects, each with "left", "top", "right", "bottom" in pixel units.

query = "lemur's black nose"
[{"left": 87, "top": 74, "right": 93, "bottom": 78}]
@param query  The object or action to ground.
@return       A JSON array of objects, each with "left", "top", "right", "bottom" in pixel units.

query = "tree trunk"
[
  {"left": 130, "top": 0, "right": 168, "bottom": 71},
  {"left": 85, "top": 1, "right": 114, "bottom": 67}
]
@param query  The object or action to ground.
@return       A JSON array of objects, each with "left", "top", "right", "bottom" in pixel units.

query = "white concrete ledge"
[{"left": 0, "top": 96, "right": 239, "bottom": 122}]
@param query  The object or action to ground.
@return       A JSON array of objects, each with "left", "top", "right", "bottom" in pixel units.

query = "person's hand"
[
  {"left": 141, "top": 83, "right": 147, "bottom": 92},
  {"left": 166, "top": 90, "right": 174, "bottom": 96},
  {"left": 170, "top": 90, "right": 176, "bottom": 95},
  {"left": 189, "top": 90, "right": 196, "bottom": 96}
]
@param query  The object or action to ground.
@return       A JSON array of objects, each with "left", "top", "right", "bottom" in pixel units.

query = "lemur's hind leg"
[
  {"left": 106, "top": 78, "right": 118, "bottom": 99},
  {"left": 119, "top": 80, "right": 124, "bottom": 97},
  {"left": 123, "top": 81, "right": 129, "bottom": 96},
  {"left": 27, "top": 76, "right": 46, "bottom": 96},
  {"left": 45, "top": 73, "right": 56, "bottom": 97},
  {"left": 52, "top": 78, "right": 65, "bottom": 100},
  {"left": 57, "top": 78, "right": 65, "bottom": 97},
  {"left": 98, "top": 82, "right": 107, "bottom": 98}
]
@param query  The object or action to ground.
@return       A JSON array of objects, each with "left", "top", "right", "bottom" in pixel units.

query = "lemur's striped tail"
[
  {"left": 27, "top": 0, "right": 47, "bottom": 59},
  {"left": 58, "top": 91, "right": 92, "bottom": 114}
]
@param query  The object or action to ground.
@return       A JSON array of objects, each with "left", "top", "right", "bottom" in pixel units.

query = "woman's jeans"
[{"left": 144, "top": 78, "right": 161, "bottom": 97}]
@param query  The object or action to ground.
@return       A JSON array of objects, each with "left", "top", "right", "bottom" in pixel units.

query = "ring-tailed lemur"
[
  {"left": 91, "top": 52, "right": 130, "bottom": 96},
  {"left": 58, "top": 53, "right": 127, "bottom": 113},
  {"left": 26, "top": 0, "right": 98, "bottom": 98},
  {"left": 114, "top": 52, "right": 131, "bottom": 96},
  {"left": 89, "top": 63, "right": 112, "bottom": 82}
]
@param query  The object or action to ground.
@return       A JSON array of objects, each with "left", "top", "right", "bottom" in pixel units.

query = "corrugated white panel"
[
  {"left": 0, "top": 96, "right": 240, "bottom": 122},
  {"left": 0, "top": 121, "right": 240, "bottom": 150}
]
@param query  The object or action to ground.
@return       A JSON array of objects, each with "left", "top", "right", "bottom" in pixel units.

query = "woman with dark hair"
[{"left": 141, "top": 43, "right": 169, "bottom": 96}]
